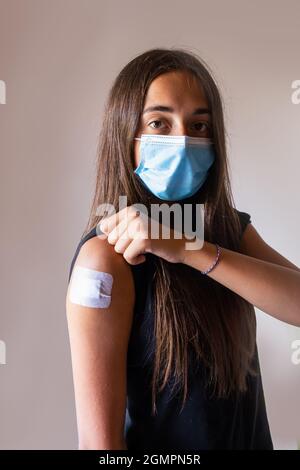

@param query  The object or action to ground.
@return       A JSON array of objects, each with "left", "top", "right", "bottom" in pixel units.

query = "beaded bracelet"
[{"left": 200, "top": 243, "right": 221, "bottom": 275}]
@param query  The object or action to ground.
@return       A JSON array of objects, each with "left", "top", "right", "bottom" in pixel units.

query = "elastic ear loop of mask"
[{"left": 69, "top": 265, "right": 113, "bottom": 308}]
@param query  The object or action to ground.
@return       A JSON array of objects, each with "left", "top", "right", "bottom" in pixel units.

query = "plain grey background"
[{"left": 0, "top": 0, "right": 299, "bottom": 449}]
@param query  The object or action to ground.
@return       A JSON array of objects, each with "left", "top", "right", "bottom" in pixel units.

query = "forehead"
[{"left": 144, "top": 70, "right": 208, "bottom": 107}]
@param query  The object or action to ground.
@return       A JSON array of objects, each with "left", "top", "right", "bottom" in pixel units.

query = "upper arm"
[
  {"left": 65, "top": 236, "right": 135, "bottom": 449},
  {"left": 240, "top": 222, "right": 300, "bottom": 272}
]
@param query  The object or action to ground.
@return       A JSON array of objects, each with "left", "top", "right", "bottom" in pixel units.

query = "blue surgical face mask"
[{"left": 134, "top": 134, "right": 215, "bottom": 201}]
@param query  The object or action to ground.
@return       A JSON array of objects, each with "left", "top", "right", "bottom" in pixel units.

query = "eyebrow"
[{"left": 142, "top": 105, "right": 211, "bottom": 115}]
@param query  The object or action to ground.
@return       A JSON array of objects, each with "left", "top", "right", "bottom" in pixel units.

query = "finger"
[
  {"left": 107, "top": 217, "right": 133, "bottom": 244},
  {"left": 113, "top": 233, "right": 132, "bottom": 254},
  {"left": 100, "top": 206, "right": 139, "bottom": 233},
  {"left": 99, "top": 211, "right": 121, "bottom": 233},
  {"left": 123, "top": 238, "right": 147, "bottom": 265}
]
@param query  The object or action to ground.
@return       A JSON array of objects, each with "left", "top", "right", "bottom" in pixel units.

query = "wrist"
[
  {"left": 183, "top": 240, "right": 219, "bottom": 272},
  {"left": 181, "top": 237, "right": 207, "bottom": 265}
]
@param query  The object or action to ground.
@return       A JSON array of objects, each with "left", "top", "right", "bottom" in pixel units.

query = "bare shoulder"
[
  {"left": 75, "top": 235, "right": 135, "bottom": 292},
  {"left": 66, "top": 234, "right": 135, "bottom": 321},
  {"left": 75, "top": 236, "right": 131, "bottom": 274}
]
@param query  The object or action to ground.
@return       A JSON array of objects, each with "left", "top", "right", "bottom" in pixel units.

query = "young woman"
[{"left": 65, "top": 48, "right": 300, "bottom": 450}]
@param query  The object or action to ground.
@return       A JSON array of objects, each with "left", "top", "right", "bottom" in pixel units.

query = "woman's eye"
[
  {"left": 147, "top": 120, "right": 211, "bottom": 133},
  {"left": 193, "top": 122, "right": 210, "bottom": 132},
  {"left": 148, "top": 120, "right": 164, "bottom": 129}
]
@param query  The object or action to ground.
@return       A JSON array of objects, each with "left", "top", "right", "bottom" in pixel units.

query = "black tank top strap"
[{"left": 67, "top": 226, "right": 98, "bottom": 284}]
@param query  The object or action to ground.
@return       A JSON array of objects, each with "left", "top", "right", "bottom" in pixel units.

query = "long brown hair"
[{"left": 82, "top": 48, "right": 257, "bottom": 415}]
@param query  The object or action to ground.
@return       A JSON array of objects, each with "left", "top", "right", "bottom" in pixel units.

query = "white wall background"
[{"left": 0, "top": 0, "right": 299, "bottom": 449}]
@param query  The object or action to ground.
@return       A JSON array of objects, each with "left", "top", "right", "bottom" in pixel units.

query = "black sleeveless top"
[{"left": 67, "top": 209, "right": 273, "bottom": 450}]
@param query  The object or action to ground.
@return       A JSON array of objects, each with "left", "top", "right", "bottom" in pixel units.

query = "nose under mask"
[{"left": 134, "top": 133, "right": 215, "bottom": 201}]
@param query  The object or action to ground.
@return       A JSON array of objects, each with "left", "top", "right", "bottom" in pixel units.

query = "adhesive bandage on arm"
[{"left": 69, "top": 265, "right": 113, "bottom": 308}]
